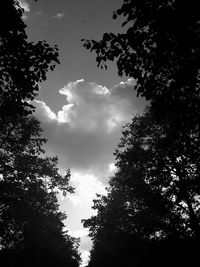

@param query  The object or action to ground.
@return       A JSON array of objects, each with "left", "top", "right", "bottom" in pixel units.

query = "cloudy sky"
[{"left": 19, "top": 0, "right": 147, "bottom": 265}]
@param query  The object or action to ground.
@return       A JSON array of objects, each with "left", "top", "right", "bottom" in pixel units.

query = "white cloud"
[
  {"left": 118, "top": 78, "right": 135, "bottom": 87},
  {"left": 65, "top": 226, "right": 91, "bottom": 266},
  {"left": 18, "top": 0, "right": 30, "bottom": 13},
  {"left": 17, "top": 0, "right": 30, "bottom": 19},
  {"left": 33, "top": 78, "right": 146, "bottom": 267},
  {"left": 108, "top": 162, "right": 117, "bottom": 174},
  {"left": 55, "top": 79, "right": 135, "bottom": 132},
  {"left": 67, "top": 228, "right": 89, "bottom": 239},
  {"left": 34, "top": 100, "right": 57, "bottom": 121},
  {"left": 53, "top": 13, "right": 65, "bottom": 20},
  {"left": 81, "top": 250, "right": 90, "bottom": 267},
  {"left": 57, "top": 104, "right": 75, "bottom": 123},
  {"left": 33, "top": 78, "right": 146, "bottom": 176},
  {"left": 67, "top": 172, "right": 106, "bottom": 207}
]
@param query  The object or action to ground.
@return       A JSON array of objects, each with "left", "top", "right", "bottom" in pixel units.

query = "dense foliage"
[
  {"left": 0, "top": 116, "right": 80, "bottom": 267},
  {"left": 0, "top": 1, "right": 80, "bottom": 266},
  {"left": 83, "top": 109, "right": 200, "bottom": 267},
  {"left": 82, "top": 0, "right": 200, "bottom": 266},
  {"left": 83, "top": 0, "right": 200, "bottom": 132},
  {"left": 0, "top": 0, "right": 59, "bottom": 118}
]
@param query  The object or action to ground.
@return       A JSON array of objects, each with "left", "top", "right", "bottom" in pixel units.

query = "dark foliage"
[
  {"left": 82, "top": 2, "right": 200, "bottom": 266},
  {"left": 82, "top": 0, "right": 200, "bottom": 133},
  {"left": 0, "top": 0, "right": 59, "bottom": 118},
  {"left": 83, "top": 109, "right": 200, "bottom": 267},
  {"left": 0, "top": 116, "right": 81, "bottom": 267},
  {"left": 0, "top": 1, "right": 80, "bottom": 266}
]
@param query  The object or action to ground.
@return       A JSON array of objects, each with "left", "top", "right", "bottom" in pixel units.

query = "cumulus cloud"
[
  {"left": 18, "top": 0, "right": 30, "bottom": 12},
  {"left": 57, "top": 79, "right": 129, "bottom": 133},
  {"left": 34, "top": 100, "right": 56, "bottom": 121},
  {"left": 67, "top": 228, "right": 89, "bottom": 239},
  {"left": 33, "top": 78, "right": 146, "bottom": 265},
  {"left": 108, "top": 162, "right": 117, "bottom": 174},
  {"left": 81, "top": 250, "right": 90, "bottom": 267},
  {"left": 53, "top": 12, "right": 65, "bottom": 20},
  {"left": 67, "top": 172, "right": 106, "bottom": 207},
  {"left": 18, "top": 0, "right": 30, "bottom": 19},
  {"left": 65, "top": 226, "right": 91, "bottom": 267},
  {"left": 33, "top": 78, "right": 146, "bottom": 177}
]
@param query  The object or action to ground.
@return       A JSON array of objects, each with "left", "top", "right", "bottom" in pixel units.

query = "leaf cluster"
[
  {"left": 0, "top": 116, "right": 80, "bottom": 267},
  {"left": 82, "top": 0, "right": 200, "bottom": 131},
  {"left": 0, "top": 0, "right": 60, "bottom": 118},
  {"left": 84, "top": 108, "right": 200, "bottom": 266},
  {"left": 0, "top": 1, "right": 80, "bottom": 266},
  {"left": 82, "top": 2, "right": 200, "bottom": 261}
]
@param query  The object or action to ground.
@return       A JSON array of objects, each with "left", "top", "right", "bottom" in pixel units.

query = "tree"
[
  {"left": 82, "top": 0, "right": 200, "bottom": 132},
  {"left": 0, "top": 0, "right": 59, "bottom": 118},
  {"left": 0, "top": 1, "right": 80, "bottom": 266},
  {"left": 82, "top": 2, "right": 200, "bottom": 265},
  {"left": 83, "top": 108, "right": 200, "bottom": 267},
  {"left": 0, "top": 116, "right": 81, "bottom": 267},
  {"left": 115, "top": 109, "right": 200, "bottom": 235}
]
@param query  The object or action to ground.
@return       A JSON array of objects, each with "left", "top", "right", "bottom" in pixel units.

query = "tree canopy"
[
  {"left": 83, "top": 108, "right": 200, "bottom": 267},
  {"left": 0, "top": 115, "right": 81, "bottom": 267},
  {"left": 0, "top": 0, "right": 59, "bottom": 118},
  {"left": 82, "top": 1, "right": 200, "bottom": 266},
  {"left": 83, "top": 0, "right": 200, "bottom": 132},
  {"left": 0, "top": 1, "right": 80, "bottom": 266}
]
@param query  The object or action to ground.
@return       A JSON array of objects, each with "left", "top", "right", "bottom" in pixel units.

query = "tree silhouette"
[
  {"left": 82, "top": 2, "right": 200, "bottom": 265},
  {"left": 83, "top": 108, "right": 199, "bottom": 267},
  {"left": 0, "top": 1, "right": 80, "bottom": 266},
  {"left": 0, "top": 116, "right": 81, "bottom": 267},
  {"left": 82, "top": 0, "right": 200, "bottom": 133},
  {"left": 0, "top": 0, "right": 59, "bottom": 118}
]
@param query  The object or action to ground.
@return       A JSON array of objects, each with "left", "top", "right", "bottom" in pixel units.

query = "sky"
[{"left": 19, "top": 0, "right": 147, "bottom": 265}]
